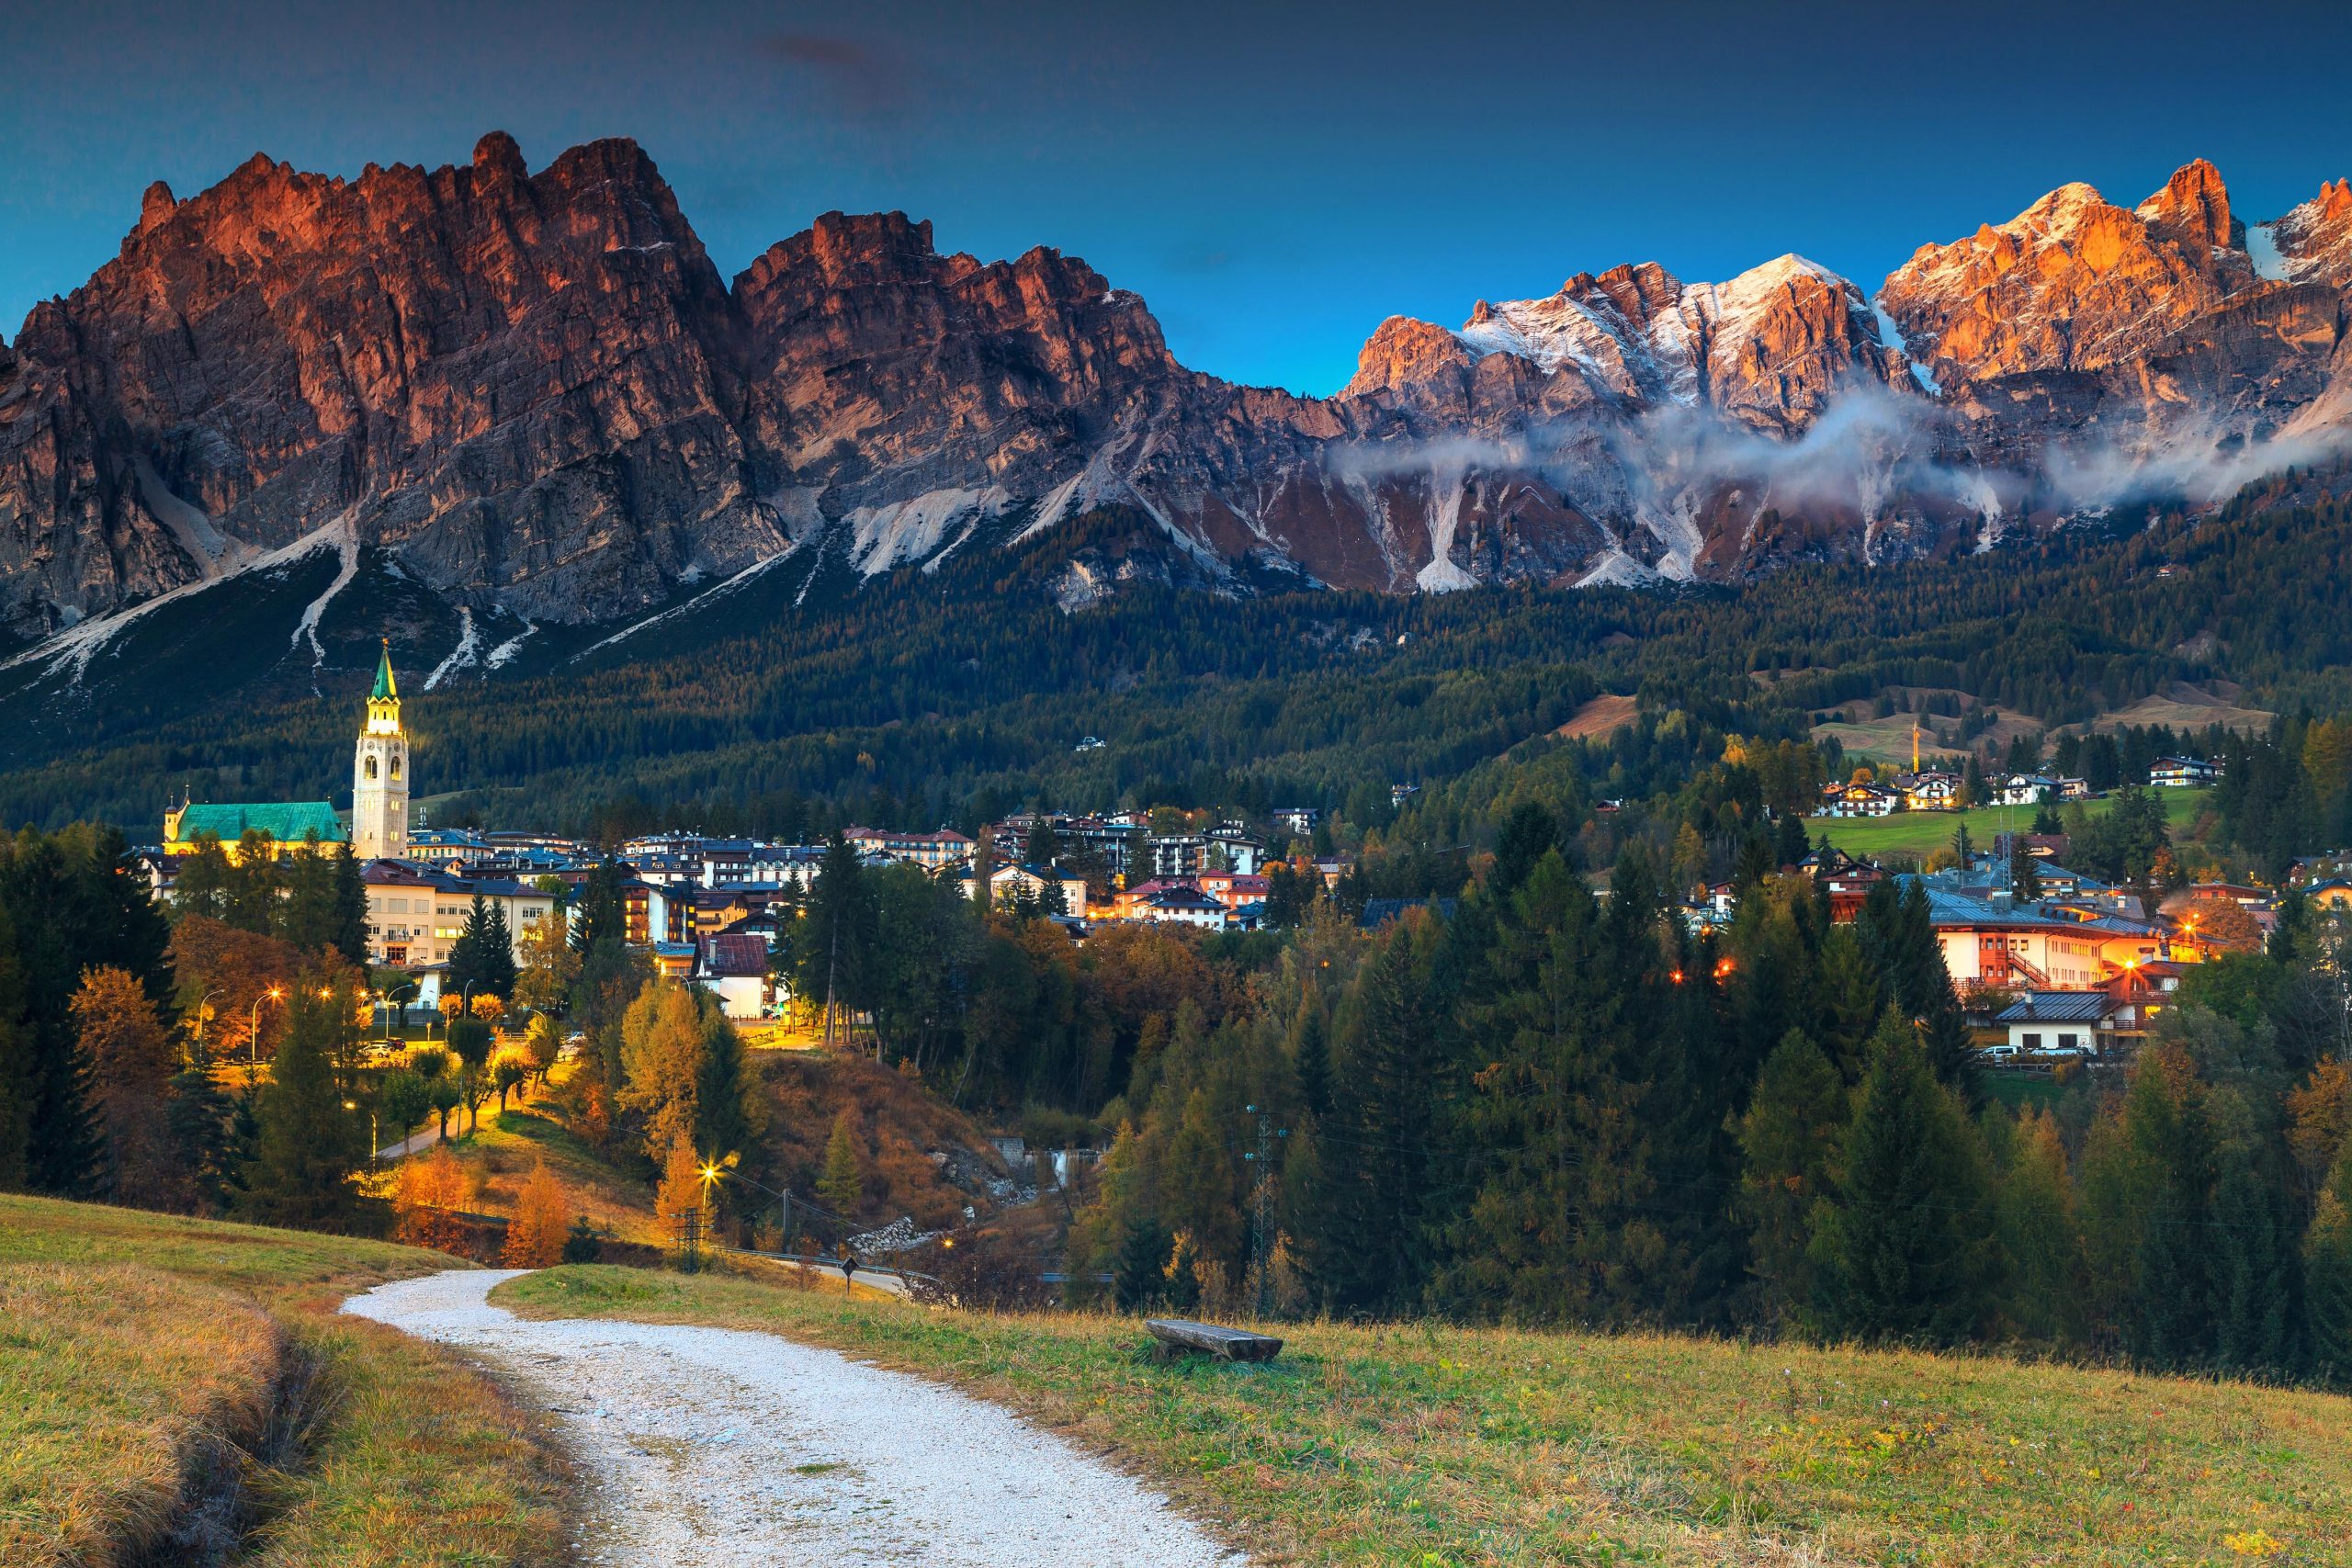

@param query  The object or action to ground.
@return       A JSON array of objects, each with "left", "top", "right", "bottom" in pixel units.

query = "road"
[{"left": 344, "top": 1269, "right": 1245, "bottom": 1567}]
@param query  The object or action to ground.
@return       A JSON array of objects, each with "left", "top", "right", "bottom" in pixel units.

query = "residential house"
[
  {"left": 1997, "top": 773, "right": 2061, "bottom": 807},
  {"left": 1271, "top": 807, "right": 1320, "bottom": 837},
  {"left": 1136, "top": 886, "right": 1230, "bottom": 929},
  {"left": 986, "top": 863, "right": 1091, "bottom": 917},
  {"left": 2150, "top": 756, "right": 2219, "bottom": 787},
  {"left": 1899, "top": 771, "right": 1963, "bottom": 811},
  {"left": 1823, "top": 780, "right": 1899, "bottom": 818},
  {"left": 1992, "top": 990, "right": 2126, "bottom": 1056},
  {"left": 1198, "top": 871, "right": 1270, "bottom": 910},
  {"left": 695, "top": 931, "right": 777, "bottom": 1021}
]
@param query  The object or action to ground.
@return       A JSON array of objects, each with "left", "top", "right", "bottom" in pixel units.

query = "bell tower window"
[
  {"left": 365, "top": 756, "right": 379, "bottom": 781},
  {"left": 390, "top": 755, "right": 401, "bottom": 780}
]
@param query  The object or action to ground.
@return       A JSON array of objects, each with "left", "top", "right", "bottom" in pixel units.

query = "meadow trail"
[{"left": 343, "top": 1270, "right": 1245, "bottom": 1568}]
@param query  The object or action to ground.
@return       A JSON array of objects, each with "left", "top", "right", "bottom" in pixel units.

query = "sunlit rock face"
[{"left": 4, "top": 141, "right": 2349, "bottom": 639}]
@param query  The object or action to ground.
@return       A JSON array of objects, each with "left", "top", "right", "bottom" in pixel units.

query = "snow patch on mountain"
[
  {"left": 2245, "top": 222, "right": 2289, "bottom": 282},
  {"left": 845, "top": 486, "right": 1011, "bottom": 577},
  {"left": 424, "top": 609, "right": 479, "bottom": 690}
]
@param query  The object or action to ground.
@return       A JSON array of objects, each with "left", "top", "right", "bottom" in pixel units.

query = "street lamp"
[
  {"left": 249, "top": 987, "right": 285, "bottom": 1069},
  {"left": 190, "top": 987, "right": 222, "bottom": 1060},
  {"left": 346, "top": 1098, "right": 378, "bottom": 1172}
]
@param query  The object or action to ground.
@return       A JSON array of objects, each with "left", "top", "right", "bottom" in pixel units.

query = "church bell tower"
[{"left": 353, "top": 640, "right": 409, "bottom": 862}]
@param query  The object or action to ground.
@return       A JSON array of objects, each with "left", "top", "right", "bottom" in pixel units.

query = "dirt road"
[{"left": 344, "top": 1269, "right": 1246, "bottom": 1566}]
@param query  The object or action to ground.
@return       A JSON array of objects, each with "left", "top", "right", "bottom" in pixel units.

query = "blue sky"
[{"left": 4, "top": 0, "right": 2347, "bottom": 396}]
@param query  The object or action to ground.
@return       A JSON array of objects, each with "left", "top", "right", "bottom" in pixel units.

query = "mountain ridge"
[{"left": 4, "top": 134, "right": 2349, "bottom": 660}]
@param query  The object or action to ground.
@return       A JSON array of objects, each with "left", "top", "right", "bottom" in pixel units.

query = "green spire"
[{"left": 371, "top": 639, "right": 398, "bottom": 702}]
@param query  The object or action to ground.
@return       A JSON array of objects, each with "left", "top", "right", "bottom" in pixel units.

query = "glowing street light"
[{"left": 249, "top": 987, "right": 285, "bottom": 1068}]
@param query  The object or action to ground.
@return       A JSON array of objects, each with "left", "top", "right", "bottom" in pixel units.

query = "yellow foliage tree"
[
  {"left": 501, "top": 1157, "right": 572, "bottom": 1268},
  {"left": 469, "top": 993, "right": 505, "bottom": 1024}
]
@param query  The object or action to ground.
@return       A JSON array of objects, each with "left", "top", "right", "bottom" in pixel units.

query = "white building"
[
  {"left": 351, "top": 642, "right": 410, "bottom": 861},
  {"left": 363, "top": 862, "right": 553, "bottom": 970}
]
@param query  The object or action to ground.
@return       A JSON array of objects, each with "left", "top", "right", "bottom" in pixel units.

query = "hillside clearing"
[
  {"left": 1555, "top": 693, "right": 1640, "bottom": 741},
  {"left": 1808, "top": 788, "right": 2210, "bottom": 861},
  {"left": 0, "top": 1195, "right": 568, "bottom": 1568},
  {"left": 497, "top": 1264, "right": 2352, "bottom": 1567}
]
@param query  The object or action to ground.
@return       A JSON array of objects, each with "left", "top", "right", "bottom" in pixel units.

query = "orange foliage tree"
[
  {"left": 392, "top": 1144, "right": 471, "bottom": 1254},
  {"left": 501, "top": 1157, "right": 572, "bottom": 1268}
]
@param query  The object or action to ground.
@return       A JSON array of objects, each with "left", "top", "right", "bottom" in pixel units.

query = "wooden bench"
[{"left": 1145, "top": 1318, "right": 1283, "bottom": 1363}]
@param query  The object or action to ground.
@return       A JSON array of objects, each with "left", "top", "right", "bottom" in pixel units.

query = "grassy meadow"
[
  {"left": 500, "top": 1263, "right": 2351, "bottom": 1567},
  {"left": 0, "top": 1195, "right": 567, "bottom": 1568},
  {"left": 1807, "top": 787, "right": 2211, "bottom": 862}
]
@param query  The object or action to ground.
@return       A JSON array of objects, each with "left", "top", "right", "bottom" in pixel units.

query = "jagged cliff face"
[
  {"left": 0, "top": 133, "right": 788, "bottom": 639},
  {"left": 3, "top": 139, "right": 2349, "bottom": 649}
]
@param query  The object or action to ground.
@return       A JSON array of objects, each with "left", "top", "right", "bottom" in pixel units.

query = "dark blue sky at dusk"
[{"left": 5, "top": 0, "right": 2348, "bottom": 395}]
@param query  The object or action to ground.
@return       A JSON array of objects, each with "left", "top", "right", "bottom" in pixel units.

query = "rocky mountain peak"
[
  {"left": 1878, "top": 169, "right": 2245, "bottom": 385},
  {"left": 2261, "top": 176, "right": 2352, "bottom": 288},
  {"left": 2134, "top": 157, "right": 2242, "bottom": 254}
]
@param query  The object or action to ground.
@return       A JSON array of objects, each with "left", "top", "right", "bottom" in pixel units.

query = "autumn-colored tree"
[
  {"left": 492, "top": 1051, "right": 529, "bottom": 1111},
  {"left": 393, "top": 1144, "right": 471, "bottom": 1254},
  {"left": 501, "top": 1157, "right": 572, "bottom": 1268},
  {"left": 169, "top": 916, "right": 312, "bottom": 1062},
  {"left": 72, "top": 965, "right": 184, "bottom": 1209},
  {"left": 2190, "top": 898, "right": 2264, "bottom": 954},
  {"left": 818, "top": 1108, "right": 865, "bottom": 1215},
  {"left": 522, "top": 1014, "right": 563, "bottom": 1084},
  {"left": 512, "top": 904, "right": 580, "bottom": 1018},
  {"left": 469, "top": 993, "right": 505, "bottom": 1024}
]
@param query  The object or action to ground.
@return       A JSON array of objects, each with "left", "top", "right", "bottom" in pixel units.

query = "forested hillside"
[{"left": 3, "top": 470, "right": 2351, "bottom": 841}]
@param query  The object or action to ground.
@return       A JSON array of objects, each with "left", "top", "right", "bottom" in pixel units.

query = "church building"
[
  {"left": 352, "top": 639, "right": 411, "bottom": 861},
  {"left": 161, "top": 641, "right": 411, "bottom": 863}
]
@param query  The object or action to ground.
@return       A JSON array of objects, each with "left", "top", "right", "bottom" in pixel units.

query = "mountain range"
[{"left": 4, "top": 131, "right": 2350, "bottom": 671}]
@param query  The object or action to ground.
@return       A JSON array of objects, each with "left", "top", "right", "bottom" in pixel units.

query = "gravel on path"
[{"left": 344, "top": 1269, "right": 1249, "bottom": 1567}]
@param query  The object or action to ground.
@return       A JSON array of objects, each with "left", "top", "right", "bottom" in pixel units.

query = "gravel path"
[{"left": 344, "top": 1269, "right": 1248, "bottom": 1566}]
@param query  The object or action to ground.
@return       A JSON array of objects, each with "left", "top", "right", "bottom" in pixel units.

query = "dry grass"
[
  {"left": 0, "top": 1263, "right": 278, "bottom": 1564},
  {"left": 501, "top": 1266, "right": 2352, "bottom": 1567},
  {"left": 0, "top": 1194, "right": 569, "bottom": 1567},
  {"left": 1555, "top": 693, "right": 1641, "bottom": 741}
]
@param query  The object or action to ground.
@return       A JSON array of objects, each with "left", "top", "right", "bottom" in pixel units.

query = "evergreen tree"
[
  {"left": 1995, "top": 1107, "right": 2088, "bottom": 1346},
  {"left": 1114, "top": 1215, "right": 1173, "bottom": 1311},
  {"left": 1807, "top": 1010, "right": 1998, "bottom": 1345},
  {"left": 0, "top": 912, "right": 33, "bottom": 1190},
  {"left": 1290, "top": 998, "right": 1331, "bottom": 1120},
  {"left": 173, "top": 833, "right": 232, "bottom": 925},
  {"left": 1298, "top": 911, "right": 1453, "bottom": 1314},
  {"left": 480, "top": 900, "right": 518, "bottom": 998},
  {"left": 168, "top": 1038, "right": 238, "bottom": 1214},
  {"left": 569, "top": 856, "right": 628, "bottom": 953},
  {"left": 2305, "top": 1146, "right": 2352, "bottom": 1387},
  {"left": 1488, "top": 801, "right": 1558, "bottom": 899},
  {"left": 0, "top": 834, "right": 105, "bottom": 1194},
  {"left": 239, "top": 983, "right": 369, "bottom": 1231},
  {"left": 797, "top": 836, "right": 877, "bottom": 1033},
  {"left": 326, "top": 846, "right": 371, "bottom": 965},
  {"left": 2126, "top": 1055, "right": 2218, "bottom": 1371},
  {"left": 447, "top": 894, "right": 493, "bottom": 998},
  {"left": 221, "top": 831, "right": 281, "bottom": 934},
  {"left": 818, "top": 1109, "right": 865, "bottom": 1214},
  {"left": 2211, "top": 1131, "right": 2298, "bottom": 1377},
  {"left": 1737, "top": 1029, "right": 1847, "bottom": 1325},
  {"left": 277, "top": 833, "right": 341, "bottom": 951},
  {"left": 1813, "top": 925, "right": 1884, "bottom": 1080}
]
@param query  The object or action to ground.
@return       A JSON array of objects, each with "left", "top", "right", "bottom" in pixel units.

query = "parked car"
[{"left": 1979, "top": 1043, "right": 2022, "bottom": 1063}]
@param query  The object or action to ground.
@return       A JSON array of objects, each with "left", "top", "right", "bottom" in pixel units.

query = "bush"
[
  {"left": 560, "top": 1215, "right": 604, "bottom": 1264},
  {"left": 904, "top": 1228, "right": 1055, "bottom": 1313}
]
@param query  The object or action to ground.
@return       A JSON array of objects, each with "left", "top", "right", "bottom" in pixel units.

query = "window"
[
  {"left": 390, "top": 755, "right": 401, "bottom": 779},
  {"left": 2022, "top": 1032, "right": 2043, "bottom": 1051},
  {"left": 2057, "top": 1032, "right": 2080, "bottom": 1051},
  {"left": 364, "top": 755, "right": 378, "bottom": 781}
]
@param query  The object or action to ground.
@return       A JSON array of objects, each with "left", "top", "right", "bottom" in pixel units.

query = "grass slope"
[
  {"left": 1808, "top": 788, "right": 2210, "bottom": 862},
  {"left": 500, "top": 1265, "right": 2351, "bottom": 1567},
  {"left": 0, "top": 1195, "right": 568, "bottom": 1567}
]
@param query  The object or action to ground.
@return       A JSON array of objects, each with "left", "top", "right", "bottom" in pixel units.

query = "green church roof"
[
  {"left": 372, "top": 640, "right": 398, "bottom": 701},
  {"left": 174, "top": 802, "right": 348, "bottom": 845}
]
